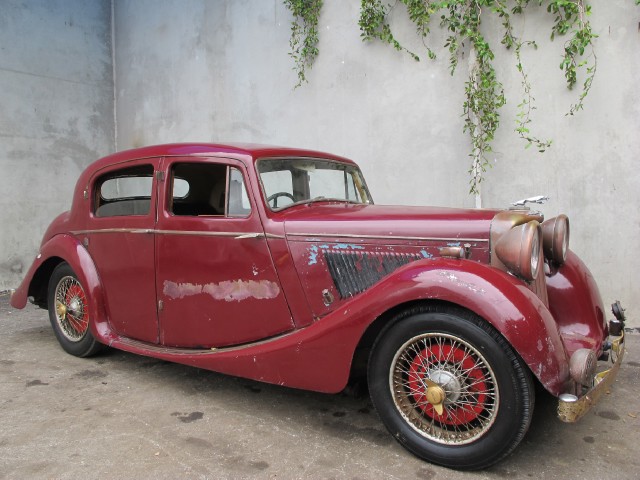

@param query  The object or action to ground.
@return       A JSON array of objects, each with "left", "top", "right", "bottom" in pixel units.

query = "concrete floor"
[{"left": 1, "top": 296, "right": 638, "bottom": 480}]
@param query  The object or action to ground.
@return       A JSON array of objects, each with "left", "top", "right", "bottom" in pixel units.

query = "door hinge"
[{"left": 158, "top": 299, "right": 163, "bottom": 312}]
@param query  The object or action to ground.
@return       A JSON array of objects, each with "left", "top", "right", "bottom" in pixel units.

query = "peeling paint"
[
  {"left": 447, "top": 242, "right": 461, "bottom": 247},
  {"left": 308, "top": 245, "right": 319, "bottom": 265},
  {"left": 333, "top": 243, "right": 364, "bottom": 250},
  {"left": 163, "top": 279, "right": 280, "bottom": 302},
  {"left": 436, "top": 271, "right": 486, "bottom": 295},
  {"left": 419, "top": 250, "right": 433, "bottom": 259},
  {"left": 308, "top": 243, "right": 365, "bottom": 265}
]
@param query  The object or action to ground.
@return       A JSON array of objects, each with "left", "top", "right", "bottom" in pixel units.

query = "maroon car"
[{"left": 10, "top": 143, "right": 626, "bottom": 469}]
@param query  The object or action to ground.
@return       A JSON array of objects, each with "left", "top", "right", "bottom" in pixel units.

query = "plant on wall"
[
  {"left": 283, "top": 0, "right": 634, "bottom": 196},
  {"left": 284, "top": 0, "right": 324, "bottom": 87}
]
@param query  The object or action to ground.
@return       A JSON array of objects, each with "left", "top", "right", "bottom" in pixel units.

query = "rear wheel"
[
  {"left": 47, "top": 263, "right": 103, "bottom": 357},
  {"left": 368, "top": 305, "right": 534, "bottom": 470}
]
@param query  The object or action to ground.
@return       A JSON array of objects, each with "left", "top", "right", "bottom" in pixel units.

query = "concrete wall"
[
  {"left": 113, "top": 1, "right": 639, "bottom": 325},
  {"left": 0, "top": 0, "right": 115, "bottom": 291},
  {"left": 2, "top": 1, "right": 637, "bottom": 326}
]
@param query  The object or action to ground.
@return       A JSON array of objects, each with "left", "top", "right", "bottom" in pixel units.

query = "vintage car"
[{"left": 10, "top": 143, "right": 625, "bottom": 469}]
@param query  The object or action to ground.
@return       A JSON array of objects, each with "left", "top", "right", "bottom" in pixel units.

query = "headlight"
[
  {"left": 494, "top": 221, "right": 541, "bottom": 281},
  {"left": 541, "top": 214, "right": 570, "bottom": 264}
]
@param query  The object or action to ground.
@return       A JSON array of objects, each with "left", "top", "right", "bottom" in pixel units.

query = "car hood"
[{"left": 280, "top": 203, "right": 500, "bottom": 241}]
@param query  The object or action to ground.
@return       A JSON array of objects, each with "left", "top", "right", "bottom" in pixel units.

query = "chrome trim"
[
  {"left": 286, "top": 232, "right": 488, "bottom": 243},
  {"left": 558, "top": 333, "right": 625, "bottom": 423},
  {"left": 71, "top": 228, "right": 284, "bottom": 239},
  {"left": 71, "top": 228, "right": 154, "bottom": 235},
  {"left": 115, "top": 326, "right": 303, "bottom": 355}
]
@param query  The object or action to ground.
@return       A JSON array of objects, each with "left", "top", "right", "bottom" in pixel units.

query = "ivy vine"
[
  {"left": 284, "top": 1, "right": 637, "bottom": 194},
  {"left": 284, "top": 0, "right": 323, "bottom": 87}
]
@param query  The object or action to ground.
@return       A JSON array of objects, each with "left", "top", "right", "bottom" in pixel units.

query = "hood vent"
[{"left": 324, "top": 251, "right": 422, "bottom": 299}]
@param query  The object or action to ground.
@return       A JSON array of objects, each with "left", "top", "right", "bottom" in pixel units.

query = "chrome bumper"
[{"left": 557, "top": 332, "right": 625, "bottom": 423}]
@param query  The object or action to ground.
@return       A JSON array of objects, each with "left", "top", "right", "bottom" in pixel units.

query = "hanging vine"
[
  {"left": 284, "top": 0, "right": 323, "bottom": 87},
  {"left": 284, "top": 1, "right": 635, "bottom": 194}
]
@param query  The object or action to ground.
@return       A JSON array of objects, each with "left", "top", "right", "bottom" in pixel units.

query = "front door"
[{"left": 155, "top": 157, "right": 294, "bottom": 348}]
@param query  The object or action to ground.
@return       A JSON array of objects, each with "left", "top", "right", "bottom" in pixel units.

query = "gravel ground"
[{"left": 1, "top": 295, "right": 638, "bottom": 479}]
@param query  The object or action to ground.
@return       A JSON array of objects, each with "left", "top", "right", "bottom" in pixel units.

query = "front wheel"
[
  {"left": 47, "top": 262, "right": 103, "bottom": 357},
  {"left": 368, "top": 305, "right": 534, "bottom": 470}
]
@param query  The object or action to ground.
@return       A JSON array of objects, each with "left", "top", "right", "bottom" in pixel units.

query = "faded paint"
[{"left": 163, "top": 279, "right": 280, "bottom": 302}]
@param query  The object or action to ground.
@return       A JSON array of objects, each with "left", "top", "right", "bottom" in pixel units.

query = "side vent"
[{"left": 324, "top": 251, "right": 422, "bottom": 299}]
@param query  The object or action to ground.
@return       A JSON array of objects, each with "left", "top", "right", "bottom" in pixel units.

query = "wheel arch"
[
  {"left": 27, "top": 256, "right": 65, "bottom": 308},
  {"left": 11, "top": 234, "right": 114, "bottom": 344},
  {"left": 346, "top": 260, "right": 570, "bottom": 396}
]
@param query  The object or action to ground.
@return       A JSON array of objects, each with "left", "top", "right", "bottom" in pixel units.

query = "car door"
[
  {"left": 86, "top": 159, "right": 160, "bottom": 343},
  {"left": 155, "top": 157, "right": 294, "bottom": 348}
]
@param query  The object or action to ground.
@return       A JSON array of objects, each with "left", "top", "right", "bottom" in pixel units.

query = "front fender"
[
  {"left": 357, "top": 258, "right": 570, "bottom": 395},
  {"left": 9, "top": 234, "right": 115, "bottom": 344}
]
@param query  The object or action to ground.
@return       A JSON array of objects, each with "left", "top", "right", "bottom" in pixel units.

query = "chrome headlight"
[
  {"left": 494, "top": 221, "right": 541, "bottom": 281},
  {"left": 541, "top": 214, "right": 570, "bottom": 264}
]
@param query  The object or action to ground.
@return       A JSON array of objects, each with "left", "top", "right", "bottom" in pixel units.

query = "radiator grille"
[{"left": 324, "top": 251, "right": 422, "bottom": 299}]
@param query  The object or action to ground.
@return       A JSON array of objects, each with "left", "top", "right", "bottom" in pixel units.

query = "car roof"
[{"left": 88, "top": 143, "right": 358, "bottom": 172}]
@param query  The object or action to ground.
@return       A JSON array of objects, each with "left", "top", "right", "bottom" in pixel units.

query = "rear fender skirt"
[{"left": 10, "top": 234, "right": 115, "bottom": 344}]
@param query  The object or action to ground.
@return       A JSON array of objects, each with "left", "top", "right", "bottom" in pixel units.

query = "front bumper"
[{"left": 557, "top": 332, "right": 625, "bottom": 423}]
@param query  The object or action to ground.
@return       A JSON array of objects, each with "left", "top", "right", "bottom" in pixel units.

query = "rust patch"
[{"left": 163, "top": 280, "right": 280, "bottom": 302}]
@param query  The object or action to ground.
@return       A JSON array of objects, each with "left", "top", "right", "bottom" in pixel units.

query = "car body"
[{"left": 10, "top": 143, "right": 626, "bottom": 469}]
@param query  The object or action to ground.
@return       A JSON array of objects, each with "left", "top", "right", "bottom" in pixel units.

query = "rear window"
[{"left": 94, "top": 165, "right": 154, "bottom": 217}]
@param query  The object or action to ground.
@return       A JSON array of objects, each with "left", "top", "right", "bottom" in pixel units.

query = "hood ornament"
[{"left": 511, "top": 195, "right": 549, "bottom": 207}]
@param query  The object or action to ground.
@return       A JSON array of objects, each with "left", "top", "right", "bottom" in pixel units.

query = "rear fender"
[{"left": 10, "top": 234, "right": 115, "bottom": 344}]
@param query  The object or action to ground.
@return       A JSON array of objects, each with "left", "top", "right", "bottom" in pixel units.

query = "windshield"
[{"left": 257, "top": 158, "right": 373, "bottom": 210}]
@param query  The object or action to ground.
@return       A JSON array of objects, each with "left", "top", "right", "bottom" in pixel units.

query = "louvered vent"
[{"left": 324, "top": 251, "right": 422, "bottom": 299}]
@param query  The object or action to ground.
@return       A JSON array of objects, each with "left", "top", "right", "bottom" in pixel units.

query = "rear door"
[
  {"left": 86, "top": 159, "right": 159, "bottom": 343},
  {"left": 155, "top": 157, "right": 294, "bottom": 348}
]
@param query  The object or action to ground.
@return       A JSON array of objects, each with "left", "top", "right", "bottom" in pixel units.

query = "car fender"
[
  {"left": 350, "top": 258, "right": 570, "bottom": 395},
  {"left": 9, "top": 234, "right": 115, "bottom": 344}
]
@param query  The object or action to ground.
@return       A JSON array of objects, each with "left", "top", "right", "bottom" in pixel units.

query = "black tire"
[
  {"left": 368, "top": 305, "right": 534, "bottom": 470},
  {"left": 47, "top": 262, "right": 103, "bottom": 357}
]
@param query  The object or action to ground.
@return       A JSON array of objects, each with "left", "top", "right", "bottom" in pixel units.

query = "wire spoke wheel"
[
  {"left": 368, "top": 306, "right": 534, "bottom": 470},
  {"left": 391, "top": 333, "right": 498, "bottom": 445},
  {"left": 47, "top": 262, "right": 102, "bottom": 358},
  {"left": 54, "top": 275, "right": 90, "bottom": 341}
]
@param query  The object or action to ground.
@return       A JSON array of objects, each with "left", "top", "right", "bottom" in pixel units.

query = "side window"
[
  {"left": 170, "top": 163, "right": 251, "bottom": 217},
  {"left": 94, "top": 165, "right": 153, "bottom": 217},
  {"left": 228, "top": 168, "right": 252, "bottom": 217}
]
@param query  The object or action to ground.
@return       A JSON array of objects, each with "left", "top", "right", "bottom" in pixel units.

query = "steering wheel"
[{"left": 267, "top": 191, "right": 295, "bottom": 208}]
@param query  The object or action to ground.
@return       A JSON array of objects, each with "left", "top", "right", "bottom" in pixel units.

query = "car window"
[
  {"left": 260, "top": 170, "right": 295, "bottom": 208},
  {"left": 170, "top": 163, "right": 251, "bottom": 217},
  {"left": 94, "top": 165, "right": 154, "bottom": 217},
  {"left": 227, "top": 167, "right": 252, "bottom": 217},
  {"left": 257, "top": 158, "right": 372, "bottom": 210}
]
